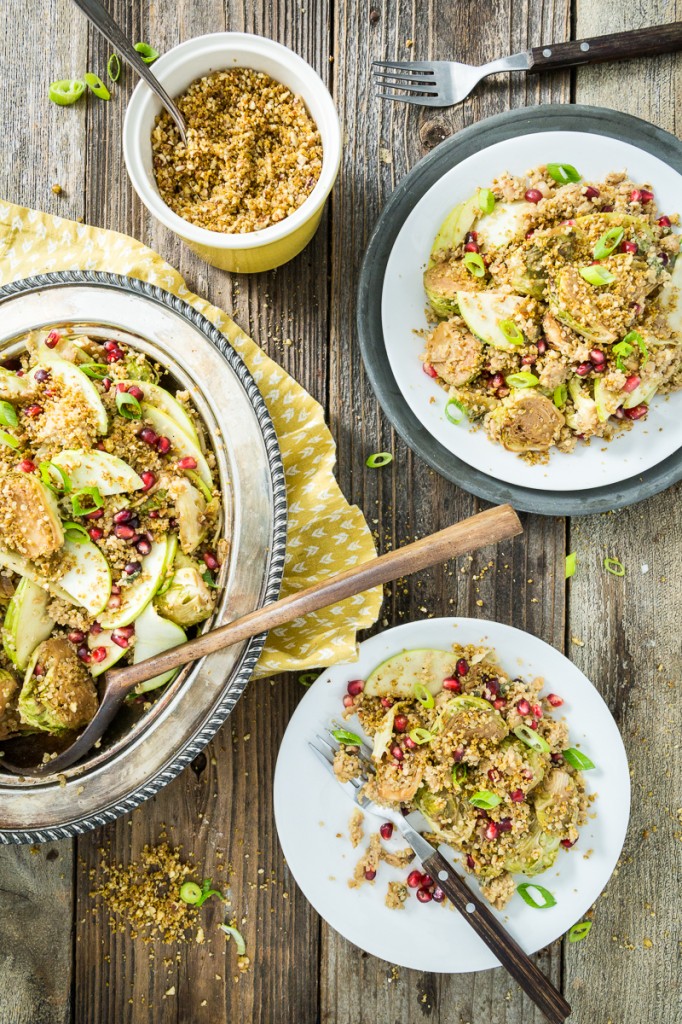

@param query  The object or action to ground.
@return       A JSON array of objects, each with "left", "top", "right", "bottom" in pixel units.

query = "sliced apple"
[
  {"left": 430, "top": 194, "right": 479, "bottom": 259},
  {"left": 119, "top": 380, "right": 199, "bottom": 442},
  {"left": 132, "top": 600, "right": 187, "bottom": 693},
  {"left": 140, "top": 403, "right": 213, "bottom": 488},
  {"left": 33, "top": 356, "right": 108, "bottom": 433},
  {"left": 457, "top": 292, "right": 526, "bottom": 351},
  {"left": 98, "top": 536, "right": 176, "bottom": 630},
  {"left": 3, "top": 577, "right": 56, "bottom": 670},
  {"left": 59, "top": 539, "right": 112, "bottom": 616},
  {"left": 475, "top": 200, "right": 536, "bottom": 251},
  {"left": 365, "top": 648, "right": 459, "bottom": 698},
  {"left": 657, "top": 254, "right": 682, "bottom": 337},
  {"left": 0, "top": 549, "right": 71, "bottom": 603},
  {"left": 0, "top": 367, "right": 33, "bottom": 401},
  {"left": 51, "top": 449, "right": 143, "bottom": 494}
]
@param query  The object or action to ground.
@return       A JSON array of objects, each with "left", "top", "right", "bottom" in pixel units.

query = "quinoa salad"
[
  {"left": 0, "top": 328, "right": 226, "bottom": 747},
  {"left": 333, "top": 645, "right": 593, "bottom": 910},
  {"left": 420, "top": 164, "right": 682, "bottom": 460}
]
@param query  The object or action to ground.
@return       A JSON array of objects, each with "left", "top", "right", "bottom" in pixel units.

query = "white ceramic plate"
[
  {"left": 381, "top": 130, "right": 682, "bottom": 492},
  {"left": 274, "top": 618, "right": 630, "bottom": 972}
]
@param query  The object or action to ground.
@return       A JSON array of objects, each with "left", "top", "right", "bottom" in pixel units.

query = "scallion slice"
[
  {"left": 84, "top": 72, "right": 111, "bottom": 101},
  {"left": 134, "top": 41, "right": 160, "bottom": 63},
  {"left": 0, "top": 430, "right": 20, "bottom": 450},
  {"left": 179, "top": 878, "right": 222, "bottom": 907},
  {"left": 115, "top": 391, "right": 142, "bottom": 419},
  {"left": 156, "top": 572, "right": 175, "bottom": 596},
  {"left": 63, "top": 521, "right": 89, "bottom": 544},
  {"left": 80, "top": 362, "right": 110, "bottom": 379},
  {"left": 469, "top": 790, "right": 501, "bottom": 810},
  {"left": 565, "top": 552, "right": 577, "bottom": 579},
  {"left": 562, "top": 747, "right": 595, "bottom": 771},
  {"left": 463, "top": 251, "right": 486, "bottom": 278},
  {"left": 71, "top": 485, "right": 103, "bottom": 516},
  {"left": 107, "top": 53, "right": 121, "bottom": 83},
  {"left": 568, "top": 920, "right": 592, "bottom": 943},
  {"left": 603, "top": 557, "right": 625, "bottom": 577},
  {"left": 505, "top": 371, "right": 539, "bottom": 389},
  {"left": 444, "top": 397, "right": 467, "bottom": 424},
  {"left": 365, "top": 452, "right": 392, "bottom": 468},
  {"left": 593, "top": 226, "right": 624, "bottom": 260},
  {"left": 477, "top": 188, "right": 496, "bottom": 215},
  {"left": 612, "top": 340, "right": 634, "bottom": 373},
  {"left": 623, "top": 329, "right": 648, "bottom": 366},
  {"left": 49, "top": 79, "right": 86, "bottom": 106},
  {"left": 452, "top": 763, "right": 467, "bottom": 788},
  {"left": 298, "top": 671, "right": 317, "bottom": 687},
  {"left": 498, "top": 319, "right": 524, "bottom": 346},
  {"left": 579, "top": 266, "right": 615, "bottom": 286},
  {"left": 408, "top": 727, "right": 433, "bottom": 745},
  {"left": 331, "top": 728, "right": 363, "bottom": 747},
  {"left": 553, "top": 384, "right": 567, "bottom": 408},
  {"left": 39, "top": 460, "right": 72, "bottom": 494},
  {"left": 517, "top": 882, "right": 557, "bottom": 909},
  {"left": 546, "top": 163, "right": 581, "bottom": 185},
  {"left": 513, "top": 724, "right": 550, "bottom": 753},
  {"left": 413, "top": 682, "right": 435, "bottom": 709},
  {"left": 219, "top": 924, "right": 246, "bottom": 955},
  {"left": 0, "top": 401, "right": 18, "bottom": 428}
]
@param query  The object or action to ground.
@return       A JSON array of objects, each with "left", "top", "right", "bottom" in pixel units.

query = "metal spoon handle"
[{"left": 71, "top": 0, "right": 187, "bottom": 143}]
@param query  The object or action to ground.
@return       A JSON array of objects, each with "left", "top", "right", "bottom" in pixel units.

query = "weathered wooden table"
[{"left": 1, "top": 2, "right": 680, "bottom": 1022}]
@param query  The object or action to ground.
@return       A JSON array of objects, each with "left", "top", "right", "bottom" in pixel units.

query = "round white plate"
[
  {"left": 274, "top": 618, "right": 630, "bottom": 973},
  {"left": 381, "top": 130, "right": 682, "bottom": 492}
]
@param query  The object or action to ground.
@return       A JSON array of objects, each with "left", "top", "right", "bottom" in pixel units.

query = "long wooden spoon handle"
[{"left": 107, "top": 504, "right": 522, "bottom": 693}]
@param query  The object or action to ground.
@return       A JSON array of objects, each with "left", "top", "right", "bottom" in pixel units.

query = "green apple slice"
[
  {"left": 119, "top": 380, "right": 199, "bottom": 442},
  {"left": 87, "top": 629, "right": 128, "bottom": 677},
  {"left": 140, "top": 403, "right": 213, "bottom": 488},
  {"left": 457, "top": 292, "right": 526, "bottom": 351},
  {"left": 33, "top": 356, "right": 108, "bottom": 433},
  {"left": 622, "top": 379, "right": 659, "bottom": 410},
  {"left": 0, "top": 549, "right": 71, "bottom": 603},
  {"left": 475, "top": 200, "right": 535, "bottom": 251},
  {"left": 365, "top": 648, "right": 459, "bottom": 698},
  {"left": 51, "top": 449, "right": 143, "bottom": 494},
  {"left": 98, "top": 535, "right": 176, "bottom": 630},
  {"left": 430, "top": 194, "right": 479, "bottom": 259},
  {"left": 0, "top": 367, "right": 33, "bottom": 401},
  {"left": 657, "top": 254, "right": 682, "bottom": 337},
  {"left": 3, "top": 577, "right": 56, "bottom": 670},
  {"left": 132, "top": 601, "right": 187, "bottom": 694},
  {"left": 59, "top": 538, "right": 112, "bottom": 616}
]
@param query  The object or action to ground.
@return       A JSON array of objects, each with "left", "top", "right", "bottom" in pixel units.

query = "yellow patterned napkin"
[{"left": 0, "top": 201, "right": 382, "bottom": 677}]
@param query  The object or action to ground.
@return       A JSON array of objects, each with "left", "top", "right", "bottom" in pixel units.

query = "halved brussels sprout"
[
  {"left": 533, "top": 769, "right": 579, "bottom": 836},
  {"left": 423, "top": 259, "right": 485, "bottom": 318},
  {"left": 125, "top": 354, "right": 159, "bottom": 383},
  {"left": 486, "top": 390, "right": 565, "bottom": 453},
  {"left": 18, "top": 638, "right": 98, "bottom": 735},
  {"left": 154, "top": 566, "right": 216, "bottom": 627},
  {"left": 414, "top": 785, "right": 476, "bottom": 845},
  {"left": 502, "top": 818, "right": 561, "bottom": 877}
]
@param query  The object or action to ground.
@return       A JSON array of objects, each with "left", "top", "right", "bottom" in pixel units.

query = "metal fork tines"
[{"left": 372, "top": 53, "right": 531, "bottom": 107}]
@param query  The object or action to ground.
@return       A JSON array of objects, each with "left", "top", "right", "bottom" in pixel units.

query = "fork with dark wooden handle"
[
  {"left": 311, "top": 734, "right": 571, "bottom": 1024},
  {"left": 373, "top": 22, "right": 682, "bottom": 106}
]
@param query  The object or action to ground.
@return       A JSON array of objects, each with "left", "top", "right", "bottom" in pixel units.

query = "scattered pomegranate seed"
[
  {"left": 347, "top": 678, "right": 364, "bottom": 697},
  {"left": 102, "top": 377, "right": 112, "bottom": 392},
  {"left": 203, "top": 551, "right": 219, "bottom": 571},
  {"left": 156, "top": 435, "right": 171, "bottom": 454},
  {"left": 658, "top": 251, "right": 670, "bottom": 266},
  {"left": 485, "top": 821, "right": 499, "bottom": 841},
  {"left": 90, "top": 621, "right": 103, "bottom": 635},
  {"left": 463, "top": 241, "right": 479, "bottom": 253},
  {"left": 77, "top": 646, "right": 92, "bottom": 664},
  {"left": 510, "top": 789, "right": 525, "bottom": 803},
  {"left": 584, "top": 185, "right": 600, "bottom": 199},
  {"left": 521, "top": 769, "right": 534, "bottom": 781},
  {"left": 67, "top": 630, "right": 85, "bottom": 645},
  {"left": 589, "top": 349, "right": 606, "bottom": 365},
  {"left": 106, "top": 349, "right": 123, "bottom": 364},
  {"left": 575, "top": 362, "right": 591, "bottom": 377},
  {"left": 521, "top": 354, "right": 535, "bottom": 366},
  {"left": 394, "top": 714, "right": 408, "bottom": 732},
  {"left": 536, "top": 339, "right": 547, "bottom": 354},
  {"left": 487, "top": 768, "right": 500, "bottom": 783},
  {"left": 525, "top": 229, "right": 536, "bottom": 239},
  {"left": 24, "top": 404, "right": 43, "bottom": 418},
  {"left": 380, "top": 697, "right": 393, "bottom": 708},
  {"left": 422, "top": 362, "right": 438, "bottom": 379},
  {"left": 421, "top": 874, "right": 434, "bottom": 888},
  {"left": 498, "top": 817, "right": 513, "bottom": 833},
  {"left": 139, "top": 426, "right": 158, "bottom": 446},
  {"left": 516, "top": 698, "right": 530, "bottom": 716},
  {"left": 546, "top": 693, "right": 564, "bottom": 707},
  {"left": 531, "top": 703, "right": 543, "bottom": 719},
  {"left": 88, "top": 526, "right": 103, "bottom": 541},
  {"left": 84, "top": 507, "right": 103, "bottom": 520},
  {"left": 114, "top": 524, "right": 136, "bottom": 540},
  {"left": 136, "top": 537, "right": 152, "bottom": 556},
  {"left": 128, "top": 385, "right": 144, "bottom": 401},
  {"left": 45, "top": 330, "right": 61, "bottom": 349},
  {"left": 364, "top": 868, "right": 376, "bottom": 880},
  {"left": 465, "top": 231, "right": 478, "bottom": 243},
  {"left": 453, "top": 746, "right": 465, "bottom": 762},
  {"left": 484, "top": 677, "right": 500, "bottom": 697},
  {"left": 18, "top": 459, "right": 36, "bottom": 473},
  {"left": 404, "top": 736, "right": 417, "bottom": 750},
  {"left": 456, "top": 658, "right": 469, "bottom": 677},
  {"left": 524, "top": 188, "right": 542, "bottom": 203},
  {"left": 15, "top": 370, "right": 24, "bottom": 377},
  {"left": 466, "top": 854, "right": 475, "bottom": 870},
  {"left": 124, "top": 560, "right": 142, "bottom": 576},
  {"left": 416, "top": 887, "right": 433, "bottom": 903},
  {"left": 442, "top": 676, "right": 461, "bottom": 692},
  {"left": 624, "top": 404, "right": 648, "bottom": 420},
  {"left": 34, "top": 368, "right": 50, "bottom": 383},
  {"left": 111, "top": 632, "right": 130, "bottom": 649},
  {"left": 490, "top": 372, "right": 504, "bottom": 390},
  {"left": 342, "top": 694, "right": 354, "bottom": 708},
  {"left": 497, "top": 386, "right": 510, "bottom": 398},
  {"left": 629, "top": 189, "right": 643, "bottom": 203},
  {"left": 113, "top": 509, "right": 132, "bottom": 524},
  {"left": 551, "top": 752, "right": 565, "bottom": 765},
  {"left": 493, "top": 697, "right": 506, "bottom": 710},
  {"left": 639, "top": 188, "right": 654, "bottom": 203},
  {"left": 620, "top": 239, "right": 638, "bottom": 254},
  {"left": 561, "top": 219, "right": 576, "bottom": 227},
  {"left": 561, "top": 838, "right": 576, "bottom": 849},
  {"left": 407, "top": 869, "right": 423, "bottom": 888},
  {"left": 107, "top": 595, "right": 121, "bottom": 609},
  {"left": 602, "top": 204, "right": 614, "bottom": 213},
  {"left": 139, "top": 471, "right": 156, "bottom": 492},
  {"left": 431, "top": 886, "right": 446, "bottom": 903},
  {"left": 103, "top": 341, "right": 118, "bottom": 352},
  {"left": 379, "top": 822, "right": 393, "bottom": 841},
  {"left": 33, "top": 663, "right": 45, "bottom": 677},
  {"left": 116, "top": 382, "right": 128, "bottom": 393},
  {"left": 90, "top": 646, "right": 108, "bottom": 663},
  {"left": 391, "top": 745, "right": 404, "bottom": 761},
  {"left": 657, "top": 215, "right": 671, "bottom": 227},
  {"left": 177, "top": 456, "right": 198, "bottom": 470},
  {"left": 149, "top": 510, "right": 160, "bottom": 519}
]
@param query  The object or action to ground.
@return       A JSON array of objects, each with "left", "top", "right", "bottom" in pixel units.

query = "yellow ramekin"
[{"left": 123, "top": 33, "right": 341, "bottom": 274}]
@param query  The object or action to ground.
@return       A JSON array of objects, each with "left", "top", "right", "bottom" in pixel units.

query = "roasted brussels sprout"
[
  {"left": 154, "top": 566, "right": 216, "bottom": 627},
  {"left": 486, "top": 390, "right": 565, "bottom": 453},
  {"left": 423, "top": 320, "right": 484, "bottom": 386},
  {"left": 414, "top": 785, "right": 477, "bottom": 845},
  {"left": 423, "top": 259, "right": 485, "bottom": 319},
  {"left": 18, "top": 638, "right": 98, "bottom": 735},
  {"left": 502, "top": 818, "right": 561, "bottom": 877},
  {"left": 534, "top": 769, "right": 580, "bottom": 836}
]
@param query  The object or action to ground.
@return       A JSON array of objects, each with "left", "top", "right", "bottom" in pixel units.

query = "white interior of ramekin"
[{"left": 123, "top": 33, "right": 341, "bottom": 250}]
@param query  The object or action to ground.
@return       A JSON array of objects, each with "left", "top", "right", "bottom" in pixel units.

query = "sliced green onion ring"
[
  {"left": 562, "top": 747, "right": 596, "bottom": 771},
  {"left": 565, "top": 552, "right": 577, "bottom": 579},
  {"left": 452, "top": 763, "right": 467, "bottom": 788},
  {"left": 298, "top": 671, "right": 318, "bottom": 688},
  {"left": 612, "top": 340, "right": 634, "bottom": 373},
  {"left": 546, "top": 163, "right": 581, "bottom": 185},
  {"left": 603, "top": 557, "right": 625, "bottom": 577},
  {"left": 84, "top": 72, "right": 111, "bottom": 101},
  {"left": 49, "top": 79, "right": 86, "bottom": 106},
  {"left": 63, "top": 521, "right": 90, "bottom": 544},
  {"left": 517, "top": 882, "right": 557, "bottom": 909},
  {"left": 513, "top": 724, "right": 550, "bottom": 753},
  {"left": 463, "top": 251, "right": 486, "bottom": 278},
  {"left": 505, "top": 371, "right": 539, "bottom": 389},
  {"left": 444, "top": 397, "right": 467, "bottom": 424},
  {"left": 477, "top": 188, "right": 496, "bottom": 215},
  {"left": 185, "top": 469, "right": 214, "bottom": 503},
  {"left": 412, "top": 682, "right": 435, "bottom": 709},
  {"left": 39, "top": 460, "right": 72, "bottom": 494},
  {"left": 593, "top": 226, "right": 624, "bottom": 260},
  {"left": 553, "top": 384, "right": 567, "bottom": 408},
  {"left": 365, "top": 452, "right": 392, "bottom": 468},
  {"left": 0, "top": 401, "right": 18, "bottom": 428},
  {"left": 0, "top": 430, "right": 20, "bottom": 450},
  {"left": 107, "top": 53, "right": 121, "bottom": 82},
  {"left": 579, "top": 266, "right": 615, "bottom": 286},
  {"left": 115, "top": 390, "right": 142, "bottom": 420},
  {"left": 568, "top": 920, "right": 592, "bottom": 943},
  {"left": 408, "top": 727, "right": 433, "bottom": 745},
  {"left": 219, "top": 924, "right": 246, "bottom": 955},
  {"left": 80, "top": 362, "right": 110, "bottom": 379},
  {"left": 71, "top": 485, "right": 103, "bottom": 516},
  {"left": 134, "top": 42, "right": 160, "bottom": 63},
  {"left": 623, "top": 329, "right": 649, "bottom": 367},
  {"left": 498, "top": 319, "right": 524, "bottom": 346},
  {"left": 331, "top": 728, "right": 364, "bottom": 747},
  {"left": 469, "top": 790, "right": 502, "bottom": 810},
  {"left": 179, "top": 881, "right": 202, "bottom": 905},
  {"left": 156, "top": 572, "right": 175, "bottom": 596}
]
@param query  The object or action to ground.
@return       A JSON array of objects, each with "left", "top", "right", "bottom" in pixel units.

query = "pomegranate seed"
[
  {"left": 67, "top": 630, "right": 85, "bottom": 645},
  {"left": 639, "top": 188, "right": 653, "bottom": 204},
  {"left": 416, "top": 887, "right": 433, "bottom": 904},
  {"left": 575, "top": 362, "right": 591, "bottom": 377},
  {"left": 465, "top": 231, "right": 478, "bottom": 243},
  {"left": 407, "top": 869, "right": 423, "bottom": 888},
  {"left": 620, "top": 239, "right": 638, "bottom": 254},
  {"left": 521, "top": 769, "right": 534, "bottom": 781},
  {"left": 391, "top": 745, "right": 404, "bottom": 761},
  {"left": 16, "top": 371, "right": 24, "bottom": 377},
  {"left": 516, "top": 698, "right": 530, "bottom": 716},
  {"left": 149, "top": 510, "right": 160, "bottom": 519},
  {"left": 84, "top": 508, "right": 103, "bottom": 520},
  {"left": 496, "top": 386, "right": 510, "bottom": 398},
  {"left": 629, "top": 189, "right": 642, "bottom": 203},
  {"left": 136, "top": 537, "right": 152, "bottom": 556},
  {"left": 498, "top": 818, "right": 513, "bottom": 833},
  {"left": 422, "top": 362, "right": 438, "bottom": 379},
  {"left": 592, "top": 362, "right": 606, "bottom": 374},
  {"left": 103, "top": 341, "right": 118, "bottom": 352},
  {"left": 347, "top": 679, "right": 364, "bottom": 696},
  {"left": 456, "top": 658, "right": 469, "bottom": 677},
  {"left": 139, "top": 427, "right": 158, "bottom": 446},
  {"left": 364, "top": 868, "right": 376, "bottom": 881},
  {"left": 529, "top": 720, "right": 538, "bottom": 730},
  {"left": 658, "top": 251, "right": 670, "bottom": 266},
  {"left": 525, "top": 229, "right": 536, "bottom": 239},
  {"left": 90, "top": 646, "right": 108, "bottom": 663},
  {"left": 536, "top": 339, "right": 547, "bottom": 354},
  {"left": 379, "top": 822, "right": 393, "bottom": 841},
  {"left": 487, "top": 768, "right": 500, "bottom": 783},
  {"left": 177, "top": 456, "right": 198, "bottom": 470},
  {"left": 561, "top": 838, "right": 576, "bottom": 849},
  {"left": 106, "top": 350, "right": 123, "bottom": 364},
  {"left": 531, "top": 703, "right": 543, "bottom": 719},
  {"left": 102, "top": 378, "right": 112, "bottom": 392},
  {"left": 33, "top": 663, "right": 45, "bottom": 677},
  {"left": 490, "top": 372, "right": 504, "bottom": 390},
  {"left": 484, "top": 678, "right": 500, "bottom": 697},
  {"left": 657, "top": 215, "right": 671, "bottom": 227},
  {"left": 117, "top": 625, "right": 135, "bottom": 638},
  {"left": 521, "top": 354, "right": 535, "bottom": 366},
  {"left": 88, "top": 526, "right": 103, "bottom": 541},
  {"left": 485, "top": 821, "right": 499, "bottom": 841},
  {"left": 551, "top": 752, "right": 565, "bottom": 765},
  {"left": 90, "top": 621, "right": 103, "bottom": 635},
  {"left": 466, "top": 854, "right": 475, "bottom": 870},
  {"left": 589, "top": 349, "right": 605, "bottom": 365},
  {"left": 113, "top": 509, "right": 132, "bottom": 524},
  {"left": 602, "top": 204, "right": 614, "bottom": 213},
  {"left": 18, "top": 459, "right": 36, "bottom": 473},
  {"left": 124, "top": 561, "right": 142, "bottom": 575},
  {"left": 624, "top": 404, "right": 648, "bottom": 420},
  {"left": 203, "top": 551, "right": 219, "bottom": 571},
  {"left": 621, "top": 374, "right": 641, "bottom": 394},
  {"left": 525, "top": 188, "right": 542, "bottom": 203},
  {"left": 34, "top": 368, "right": 50, "bottom": 383},
  {"left": 380, "top": 697, "right": 393, "bottom": 708},
  {"left": 128, "top": 385, "right": 144, "bottom": 401},
  {"left": 342, "top": 694, "right": 354, "bottom": 708},
  {"left": 394, "top": 714, "right": 408, "bottom": 732},
  {"left": 139, "top": 471, "right": 156, "bottom": 492},
  {"left": 114, "top": 524, "right": 136, "bottom": 540},
  {"left": 45, "top": 330, "right": 61, "bottom": 349},
  {"left": 494, "top": 698, "right": 507, "bottom": 710},
  {"left": 116, "top": 382, "right": 128, "bottom": 393},
  {"left": 95, "top": 442, "right": 106, "bottom": 451},
  {"left": 510, "top": 789, "right": 525, "bottom": 803},
  {"left": 453, "top": 746, "right": 465, "bottom": 762},
  {"left": 24, "top": 404, "right": 43, "bottom": 417},
  {"left": 77, "top": 646, "right": 91, "bottom": 664},
  {"left": 547, "top": 693, "right": 564, "bottom": 707},
  {"left": 561, "top": 218, "right": 576, "bottom": 227},
  {"left": 404, "top": 736, "right": 417, "bottom": 750},
  {"left": 421, "top": 874, "right": 434, "bottom": 888},
  {"left": 156, "top": 436, "right": 171, "bottom": 454},
  {"left": 431, "top": 886, "right": 445, "bottom": 903},
  {"left": 442, "top": 676, "right": 461, "bottom": 692},
  {"left": 463, "top": 241, "right": 479, "bottom": 253},
  {"left": 584, "top": 185, "right": 600, "bottom": 199},
  {"left": 110, "top": 631, "right": 130, "bottom": 649},
  {"left": 108, "top": 595, "right": 122, "bottom": 610}
]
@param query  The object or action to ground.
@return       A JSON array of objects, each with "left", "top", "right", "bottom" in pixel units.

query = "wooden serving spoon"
[{"left": 1, "top": 505, "right": 522, "bottom": 777}]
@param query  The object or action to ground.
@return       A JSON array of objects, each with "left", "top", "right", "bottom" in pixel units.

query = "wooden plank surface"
[{"left": 0, "top": 1, "right": 679, "bottom": 1023}]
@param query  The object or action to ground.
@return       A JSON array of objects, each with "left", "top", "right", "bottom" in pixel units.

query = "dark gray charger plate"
[{"left": 357, "top": 105, "right": 682, "bottom": 516}]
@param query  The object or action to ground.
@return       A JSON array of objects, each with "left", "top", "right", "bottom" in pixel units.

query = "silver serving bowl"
[{"left": 0, "top": 272, "right": 287, "bottom": 844}]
